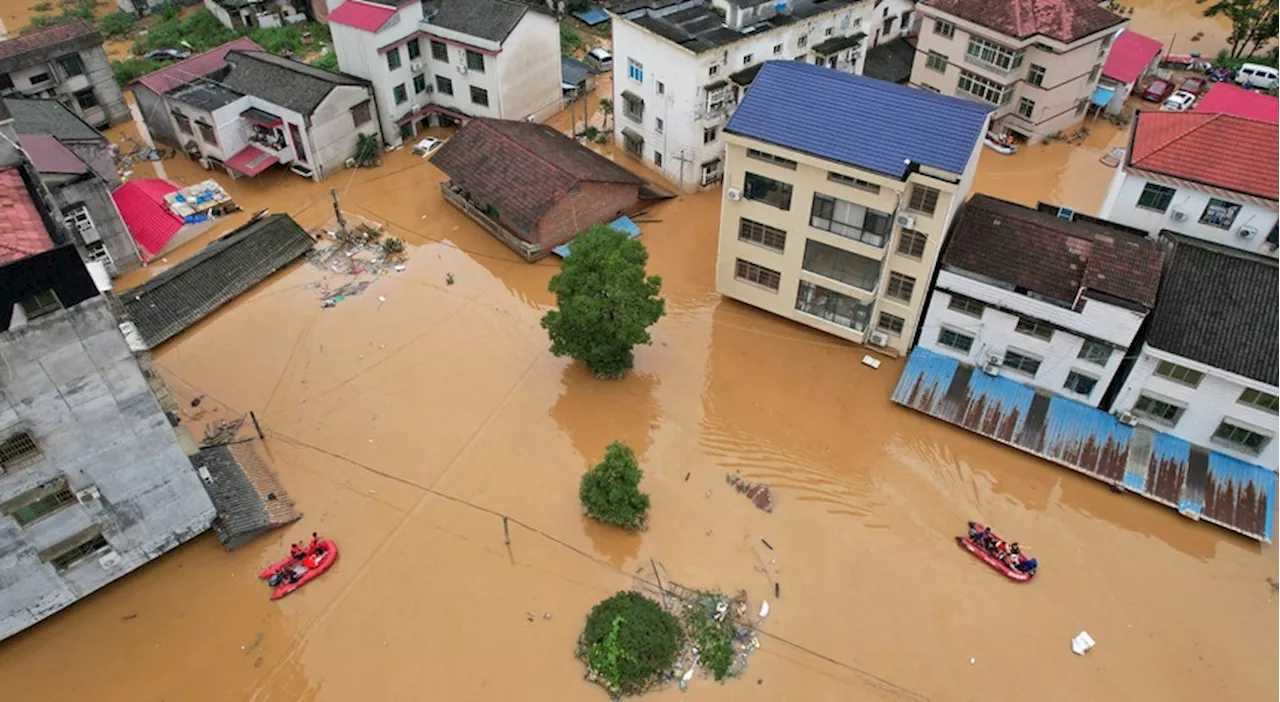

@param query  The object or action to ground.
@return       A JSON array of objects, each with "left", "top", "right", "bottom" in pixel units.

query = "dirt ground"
[{"left": 0, "top": 2, "right": 1275, "bottom": 701}]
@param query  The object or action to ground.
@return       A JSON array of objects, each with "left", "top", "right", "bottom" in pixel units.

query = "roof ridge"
[
  {"left": 1133, "top": 111, "right": 1215, "bottom": 164},
  {"left": 480, "top": 119, "right": 610, "bottom": 183}
]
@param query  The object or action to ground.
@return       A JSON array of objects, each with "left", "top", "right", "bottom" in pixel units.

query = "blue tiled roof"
[{"left": 725, "top": 61, "right": 991, "bottom": 178}]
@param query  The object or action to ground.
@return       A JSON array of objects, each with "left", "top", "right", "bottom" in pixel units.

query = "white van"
[
  {"left": 1235, "top": 63, "right": 1278, "bottom": 90},
  {"left": 586, "top": 48, "right": 613, "bottom": 73}
]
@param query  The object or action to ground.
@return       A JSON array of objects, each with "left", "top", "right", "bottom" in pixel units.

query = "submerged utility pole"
[{"left": 330, "top": 188, "right": 347, "bottom": 234}]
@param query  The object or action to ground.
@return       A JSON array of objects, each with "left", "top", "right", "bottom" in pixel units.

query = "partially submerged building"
[
  {"left": 0, "top": 20, "right": 127, "bottom": 129},
  {"left": 131, "top": 38, "right": 263, "bottom": 151},
  {"left": 1097, "top": 29, "right": 1161, "bottom": 114}
]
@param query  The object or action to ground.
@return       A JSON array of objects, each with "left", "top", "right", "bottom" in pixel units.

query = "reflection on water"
[{"left": 550, "top": 362, "right": 660, "bottom": 462}]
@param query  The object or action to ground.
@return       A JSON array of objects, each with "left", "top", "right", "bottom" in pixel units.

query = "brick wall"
[{"left": 533, "top": 182, "right": 642, "bottom": 251}]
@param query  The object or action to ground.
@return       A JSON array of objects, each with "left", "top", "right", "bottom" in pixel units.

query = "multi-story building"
[
  {"left": 0, "top": 165, "right": 216, "bottom": 641},
  {"left": 609, "top": 0, "right": 874, "bottom": 191},
  {"left": 1111, "top": 234, "right": 1278, "bottom": 472},
  {"left": 0, "top": 20, "right": 128, "bottom": 129},
  {"left": 328, "top": 0, "right": 561, "bottom": 146},
  {"left": 716, "top": 61, "right": 988, "bottom": 355},
  {"left": 918, "top": 195, "right": 1164, "bottom": 407},
  {"left": 1099, "top": 111, "right": 1278, "bottom": 257},
  {"left": 910, "top": 0, "right": 1125, "bottom": 142}
]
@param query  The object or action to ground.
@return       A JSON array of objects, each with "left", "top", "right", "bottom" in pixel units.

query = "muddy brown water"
[{"left": 2, "top": 6, "right": 1276, "bottom": 702}]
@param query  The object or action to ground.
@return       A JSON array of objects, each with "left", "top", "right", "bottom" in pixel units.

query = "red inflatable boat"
[
  {"left": 956, "top": 523, "right": 1036, "bottom": 582},
  {"left": 259, "top": 539, "right": 338, "bottom": 600}
]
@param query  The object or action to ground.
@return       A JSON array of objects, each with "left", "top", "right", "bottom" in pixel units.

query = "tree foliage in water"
[
  {"left": 580, "top": 441, "right": 649, "bottom": 531},
  {"left": 541, "top": 225, "right": 664, "bottom": 379},
  {"left": 1197, "top": 0, "right": 1279, "bottom": 60},
  {"left": 577, "top": 591, "right": 683, "bottom": 697}
]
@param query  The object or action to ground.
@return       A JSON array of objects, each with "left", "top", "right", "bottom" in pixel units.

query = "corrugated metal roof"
[
  {"left": 327, "top": 0, "right": 397, "bottom": 32},
  {"left": 112, "top": 179, "right": 182, "bottom": 259}
]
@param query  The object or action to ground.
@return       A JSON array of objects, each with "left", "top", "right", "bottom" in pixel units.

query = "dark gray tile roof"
[
  {"left": 626, "top": 0, "right": 860, "bottom": 53},
  {"left": 221, "top": 50, "right": 368, "bottom": 115},
  {"left": 862, "top": 36, "right": 916, "bottom": 84},
  {"left": 194, "top": 441, "right": 300, "bottom": 550},
  {"left": 426, "top": 0, "right": 528, "bottom": 43},
  {"left": 168, "top": 79, "right": 243, "bottom": 111},
  {"left": 561, "top": 56, "right": 590, "bottom": 86},
  {"left": 812, "top": 32, "right": 865, "bottom": 55},
  {"left": 1145, "top": 233, "right": 1278, "bottom": 385},
  {"left": 2, "top": 98, "right": 103, "bottom": 141},
  {"left": 122, "top": 214, "right": 314, "bottom": 349}
]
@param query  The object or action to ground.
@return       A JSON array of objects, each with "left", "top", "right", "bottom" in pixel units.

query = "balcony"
[
  {"left": 963, "top": 37, "right": 1025, "bottom": 78},
  {"left": 241, "top": 108, "right": 292, "bottom": 160},
  {"left": 801, "top": 239, "right": 881, "bottom": 293}
]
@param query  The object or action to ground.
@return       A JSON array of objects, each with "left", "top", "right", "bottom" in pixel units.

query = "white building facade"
[{"left": 610, "top": 0, "right": 873, "bottom": 191}]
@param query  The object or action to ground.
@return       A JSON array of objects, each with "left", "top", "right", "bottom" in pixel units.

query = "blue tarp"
[
  {"left": 552, "top": 216, "right": 641, "bottom": 258},
  {"left": 1092, "top": 85, "right": 1116, "bottom": 106},
  {"left": 573, "top": 5, "right": 609, "bottom": 25}
]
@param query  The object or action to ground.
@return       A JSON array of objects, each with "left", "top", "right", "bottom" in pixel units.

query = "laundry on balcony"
[
  {"left": 227, "top": 144, "right": 280, "bottom": 177},
  {"left": 241, "top": 107, "right": 283, "bottom": 128}
]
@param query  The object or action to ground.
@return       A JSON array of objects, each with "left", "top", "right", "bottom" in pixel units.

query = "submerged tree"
[
  {"left": 598, "top": 97, "right": 614, "bottom": 133},
  {"left": 541, "top": 225, "right": 664, "bottom": 379},
  {"left": 1196, "top": 0, "right": 1278, "bottom": 59},
  {"left": 577, "top": 591, "right": 683, "bottom": 697},
  {"left": 579, "top": 441, "right": 650, "bottom": 531}
]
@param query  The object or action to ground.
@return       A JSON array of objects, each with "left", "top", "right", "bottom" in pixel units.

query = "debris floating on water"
[
  {"left": 1071, "top": 631, "right": 1096, "bottom": 655},
  {"left": 726, "top": 472, "right": 774, "bottom": 513},
  {"left": 861, "top": 355, "right": 882, "bottom": 369}
]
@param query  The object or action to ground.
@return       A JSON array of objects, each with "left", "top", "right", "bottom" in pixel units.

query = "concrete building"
[
  {"left": 918, "top": 195, "right": 1165, "bottom": 407},
  {"left": 0, "top": 166, "right": 215, "bottom": 641},
  {"left": 203, "top": 0, "right": 310, "bottom": 30},
  {"left": 609, "top": 0, "right": 877, "bottom": 191},
  {"left": 328, "top": 0, "right": 561, "bottom": 146},
  {"left": 154, "top": 49, "right": 377, "bottom": 181},
  {"left": 1111, "top": 235, "right": 1278, "bottom": 472},
  {"left": 910, "top": 0, "right": 1125, "bottom": 142},
  {"left": 131, "top": 38, "right": 263, "bottom": 151},
  {"left": 0, "top": 20, "right": 128, "bottom": 129},
  {"left": 1100, "top": 111, "right": 1279, "bottom": 257},
  {"left": 716, "top": 61, "right": 988, "bottom": 355},
  {"left": 432, "top": 118, "right": 649, "bottom": 261}
]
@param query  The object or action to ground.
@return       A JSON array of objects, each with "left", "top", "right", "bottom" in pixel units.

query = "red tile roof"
[
  {"left": 112, "top": 179, "right": 182, "bottom": 260},
  {"left": 925, "top": 0, "right": 1125, "bottom": 43},
  {"left": 1129, "top": 111, "right": 1279, "bottom": 200},
  {"left": 944, "top": 195, "right": 1165, "bottom": 308},
  {"left": 0, "top": 19, "right": 98, "bottom": 63},
  {"left": 1102, "top": 29, "right": 1162, "bottom": 84},
  {"left": 431, "top": 118, "right": 645, "bottom": 237},
  {"left": 1194, "top": 82, "right": 1280, "bottom": 124},
  {"left": 328, "top": 1, "right": 398, "bottom": 32},
  {"left": 18, "top": 134, "right": 88, "bottom": 175},
  {"left": 135, "top": 37, "right": 263, "bottom": 94},
  {"left": 0, "top": 167, "right": 54, "bottom": 267}
]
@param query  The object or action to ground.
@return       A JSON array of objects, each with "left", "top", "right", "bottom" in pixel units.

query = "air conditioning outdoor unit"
[
  {"left": 411, "top": 61, "right": 424, "bottom": 73},
  {"left": 1170, "top": 208, "right": 1188, "bottom": 221},
  {"left": 457, "top": 64, "right": 468, "bottom": 74},
  {"left": 409, "top": 103, "right": 421, "bottom": 112},
  {"left": 896, "top": 213, "right": 915, "bottom": 229},
  {"left": 726, "top": 187, "right": 741, "bottom": 201},
  {"left": 76, "top": 486, "right": 100, "bottom": 503},
  {"left": 868, "top": 331, "right": 889, "bottom": 346},
  {"left": 1118, "top": 411, "right": 1137, "bottom": 426},
  {"left": 1238, "top": 226, "right": 1258, "bottom": 239},
  {"left": 981, "top": 355, "right": 1002, "bottom": 375}
]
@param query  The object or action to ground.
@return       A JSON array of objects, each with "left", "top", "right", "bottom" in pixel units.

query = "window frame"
[
  {"left": 1063, "top": 371, "right": 1098, "bottom": 396},
  {"left": 627, "top": 58, "right": 644, "bottom": 82},
  {"left": 195, "top": 119, "right": 217, "bottom": 146},
  {"left": 937, "top": 327, "right": 975, "bottom": 353},
  {"left": 925, "top": 51, "right": 947, "bottom": 73},
  {"left": 877, "top": 312, "right": 906, "bottom": 336},
  {"left": 906, "top": 184, "right": 940, "bottom": 216},
  {"left": 430, "top": 40, "right": 449, "bottom": 62},
  {"left": 743, "top": 171, "right": 794, "bottom": 211},
  {"left": 49, "top": 533, "right": 109, "bottom": 572},
  {"left": 885, "top": 271, "right": 916, "bottom": 303},
  {"left": 469, "top": 85, "right": 489, "bottom": 107},
  {"left": 1154, "top": 360, "right": 1204, "bottom": 388},
  {"left": 1077, "top": 340, "right": 1112, "bottom": 366},
  {"left": 74, "top": 88, "right": 97, "bottom": 110},
  {"left": 734, "top": 258, "right": 782, "bottom": 291},
  {"left": 828, "top": 172, "right": 881, "bottom": 193},
  {"left": 386, "top": 47, "right": 401, "bottom": 71},
  {"left": 57, "top": 53, "right": 84, "bottom": 77},
  {"left": 413, "top": 74, "right": 427, "bottom": 94},
  {"left": 746, "top": 148, "right": 797, "bottom": 170},
  {"left": 1239, "top": 388, "right": 1280, "bottom": 414},
  {"left": 957, "top": 69, "right": 1013, "bottom": 105},
  {"left": 1016, "top": 97, "right": 1035, "bottom": 119},
  {"left": 703, "top": 126, "right": 717, "bottom": 144},
  {"left": 1134, "top": 394, "right": 1185, "bottom": 426},
  {"left": 0, "top": 431, "right": 41, "bottom": 472},
  {"left": 465, "top": 50, "right": 486, "bottom": 73},
  {"left": 947, "top": 293, "right": 985, "bottom": 317},
  {"left": 897, "top": 229, "right": 927, "bottom": 259},
  {"left": 435, "top": 75, "right": 453, "bottom": 95},
  {"left": 1211, "top": 420, "right": 1271, "bottom": 455},
  {"left": 8, "top": 481, "right": 77, "bottom": 526},
  {"left": 738, "top": 217, "right": 786, "bottom": 252},
  {"left": 1199, "top": 197, "right": 1241, "bottom": 229},
  {"left": 1027, "top": 63, "right": 1046, "bottom": 87},
  {"left": 933, "top": 18, "right": 955, "bottom": 38},
  {"left": 1014, "top": 316, "right": 1054, "bottom": 341},
  {"left": 407, "top": 38, "right": 421, "bottom": 61},
  {"left": 965, "top": 36, "right": 1024, "bottom": 72},
  {"left": 1135, "top": 182, "right": 1175, "bottom": 212},
  {"left": 1002, "top": 350, "right": 1041, "bottom": 377},
  {"left": 809, "top": 193, "right": 891, "bottom": 247}
]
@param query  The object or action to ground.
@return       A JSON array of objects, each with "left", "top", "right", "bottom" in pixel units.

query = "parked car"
[
  {"left": 1141, "top": 80, "right": 1173, "bottom": 102},
  {"left": 1235, "top": 62, "right": 1279, "bottom": 89},
  {"left": 1178, "top": 77, "right": 1206, "bottom": 95},
  {"left": 1161, "top": 91, "right": 1197, "bottom": 111},
  {"left": 585, "top": 48, "right": 612, "bottom": 73},
  {"left": 145, "top": 48, "right": 191, "bottom": 61},
  {"left": 412, "top": 137, "right": 443, "bottom": 156}
]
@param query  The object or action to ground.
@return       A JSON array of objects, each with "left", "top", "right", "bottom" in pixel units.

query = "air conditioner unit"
[
  {"left": 409, "top": 103, "right": 421, "bottom": 112},
  {"left": 1170, "top": 208, "right": 1188, "bottom": 221},
  {"left": 457, "top": 64, "right": 468, "bottom": 74},
  {"left": 981, "top": 355, "right": 1002, "bottom": 375},
  {"left": 896, "top": 213, "right": 916, "bottom": 229},
  {"left": 1057, "top": 207, "right": 1075, "bottom": 221},
  {"left": 868, "top": 331, "right": 889, "bottom": 346},
  {"left": 726, "top": 187, "right": 741, "bottom": 201},
  {"left": 1238, "top": 226, "right": 1258, "bottom": 239},
  {"left": 76, "top": 486, "right": 100, "bottom": 503},
  {"left": 1118, "top": 411, "right": 1137, "bottom": 426},
  {"left": 411, "top": 61, "right": 424, "bottom": 73}
]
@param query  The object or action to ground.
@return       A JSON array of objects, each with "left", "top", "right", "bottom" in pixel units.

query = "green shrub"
[
  {"left": 579, "top": 441, "right": 650, "bottom": 531},
  {"left": 30, "top": 2, "right": 53, "bottom": 11},
  {"left": 381, "top": 236, "right": 404, "bottom": 254},
  {"left": 310, "top": 49, "right": 338, "bottom": 72},
  {"left": 577, "top": 592, "right": 683, "bottom": 697},
  {"left": 560, "top": 24, "right": 582, "bottom": 56},
  {"left": 111, "top": 57, "right": 164, "bottom": 85},
  {"left": 98, "top": 11, "right": 137, "bottom": 38}
]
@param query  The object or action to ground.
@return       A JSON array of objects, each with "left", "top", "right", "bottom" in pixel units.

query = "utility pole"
[
  {"left": 569, "top": 93, "right": 577, "bottom": 138},
  {"left": 671, "top": 149, "right": 692, "bottom": 191},
  {"left": 330, "top": 188, "right": 347, "bottom": 234}
]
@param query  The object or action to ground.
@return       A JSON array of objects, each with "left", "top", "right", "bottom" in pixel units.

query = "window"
[
  {"left": 701, "top": 159, "right": 722, "bottom": 185},
  {"left": 877, "top": 313, "right": 906, "bottom": 336},
  {"left": 828, "top": 172, "right": 880, "bottom": 193},
  {"left": 1075, "top": 98, "right": 1088, "bottom": 116},
  {"left": 1078, "top": 340, "right": 1111, "bottom": 365},
  {"left": 0, "top": 431, "right": 40, "bottom": 471},
  {"left": 703, "top": 126, "right": 716, "bottom": 144},
  {"left": 795, "top": 280, "right": 873, "bottom": 331},
  {"left": 57, "top": 53, "right": 84, "bottom": 76},
  {"left": 413, "top": 74, "right": 427, "bottom": 94},
  {"left": 901, "top": 10, "right": 913, "bottom": 28},
  {"left": 709, "top": 65, "right": 719, "bottom": 77},
  {"left": 898, "top": 229, "right": 927, "bottom": 259},
  {"left": 655, "top": 117, "right": 664, "bottom": 134},
  {"left": 49, "top": 533, "right": 109, "bottom": 571},
  {"left": 85, "top": 241, "right": 112, "bottom": 265},
  {"left": 628, "top": 58, "right": 644, "bottom": 82},
  {"left": 885, "top": 272, "right": 916, "bottom": 302},
  {"left": 934, "top": 18, "right": 955, "bottom": 38},
  {"left": 622, "top": 92, "right": 644, "bottom": 121},
  {"left": 735, "top": 259, "right": 781, "bottom": 291},
  {"left": 1028, "top": 63, "right": 1046, "bottom": 87},
  {"left": 803, "top": 240, "right": 881, "bottom": 291},
  {"left": 173, "top": 111, "right": 192, "bottom": 135},
  {"left": 1002, "top": 350, "right": 1041, "bottom": 377},
  {"left": 1088, "top": 64, "right": 1100, "bottom": 82},
  {"left": 407, "top": 38, "right": 421, "bottom": 60},
  {"left": 66, "top": 86, "right": 95, "bottom": 112},
  {"left": 1199, "top": 198, "right": 1241, "bottom": 229},
  {"left": 798, "top": 35, "right": 807, "bottom": 48},
  {"left": 809, "top": 194, "right": 891, "bottom": 247},
  {"left": 62, "top": 204, "right": 99, "bottom": 243},
  {"left": 965, "top": 36, "right": 1024, "bottom": 72},
  {"left": 957, "top": 70, "right": 1013, "bottom": 105},
  {"left": 653, "top": 151, "right": 663, "bottom": 168},
  {"left": 1239, "top": 388, "right": 1280, "bottom": 413},
  {"left": 1134, "top": 395, "right": 1185, "bottom": 426},
  {"left": 937, "top": 328, "right": 974, "bottom": 353},
  {"left": 743, "top": 53, "right": 754, "bottom": 65},
  {"left": 196, "top": 120, "right": 217, "bottom": 146},
  {"left": 622, "top": 129, "right": 643, "bottom": 156},
  {"left": 351, "top": 100, "right": 372, "bottom": 127},
  {"left": 925, "top": 51, "right": 947, "bottom": 72},
  {"left": 773, "top": 43, "right": 783, "bottom": 55},
  {"left": 743, "top": 172, "right": 793, "bottom": 210},
  {"left": 657, "top": 81, "right": 665, "bottom": 94},
  {"left": 393, "top": 84, "right": 408, "bottom": 105},
  {"left": 9, "top": 482, "right": 76, "bottom": 526},
  {"left": 883, "top": 17, "right": 895, "bottom": 35},
  {"left": 826, "top": 27, "right": 835, "bottom": 36},
  {"left": 436, "top": 75, "right": 453, "bottom": 95},
  {"left": 1016, "top": 97, "right": 1035, "bottom": 119},
  {"left": 0, "top": 73, "right": 12, "bottom": 91},
  {"left": 470, "top": 86, "right": 489, "bottom": 107},
  {"left": 465, "top": 50, "right": 486, "bottom": 72},
  {"left": 738, "top": 218, "right": 786, "bottom": 251},
  {"left": 947, "top": 293, "right": 985, "bottom": 317},
  {"left": 906, "top": 185, "right": 940, "bottom": 216},
  {"left": 1136, "top": 183, "right": 1175, "bottom": 212},
  {"left": 1212, "top": 421, "right": 1271, "bottom": 455},
  {"left": 921, "top": 84, "right": 940, "bottom": 93},
  {"left": 746, "top": 148, "right": 796, "bottom": 169},
  {"left": 29, "top": 72, "right": 51, "bottom": 85},
  {"left": 1064, "top": 371, "right": 1098, "bottom": 396},
  {"left": 1155, "top": 360, "right": 1204, "bottom": 388},
  {"left": 431, "top": 40, "right": 449, "bottom": 61},
  {"left": 386, "top": 47, "right": 402, "bottom": 71},
  {"left": 1014, "top": 316, "right": 1053, "bottom": 341},
  {"left": 1098, "top": 35, "right": 1112, "bottom": 56}
]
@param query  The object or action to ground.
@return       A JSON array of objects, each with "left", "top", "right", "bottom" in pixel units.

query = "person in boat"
[
  {"left": 308, "top": 532, "right": 320, "bottom": 553},
  {"left": 289, "top": 542, "right": 306, "bottom": 560},
  {"left": 1015, "top": 556, "right": 1038, "bottom": 573}
]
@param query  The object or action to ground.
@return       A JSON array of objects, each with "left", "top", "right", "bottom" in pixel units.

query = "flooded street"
[{"left": 1, "top": 4, "right": 1276, "bottom": 702}]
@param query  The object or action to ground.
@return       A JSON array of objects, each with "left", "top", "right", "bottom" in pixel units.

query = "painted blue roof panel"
[
  {"left": 725, "top": 61, "right": 991, "bottom": 178},
  {"left": 573, "top": 6, "right": 609, "bottom": 25},
  {"left": 552, "top": 216, "right": 641, "bottom": 258}
]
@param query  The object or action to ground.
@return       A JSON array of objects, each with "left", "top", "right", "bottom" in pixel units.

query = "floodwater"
[{"left": 2, "top": 7, "right": 1276, "bottom": 702}]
